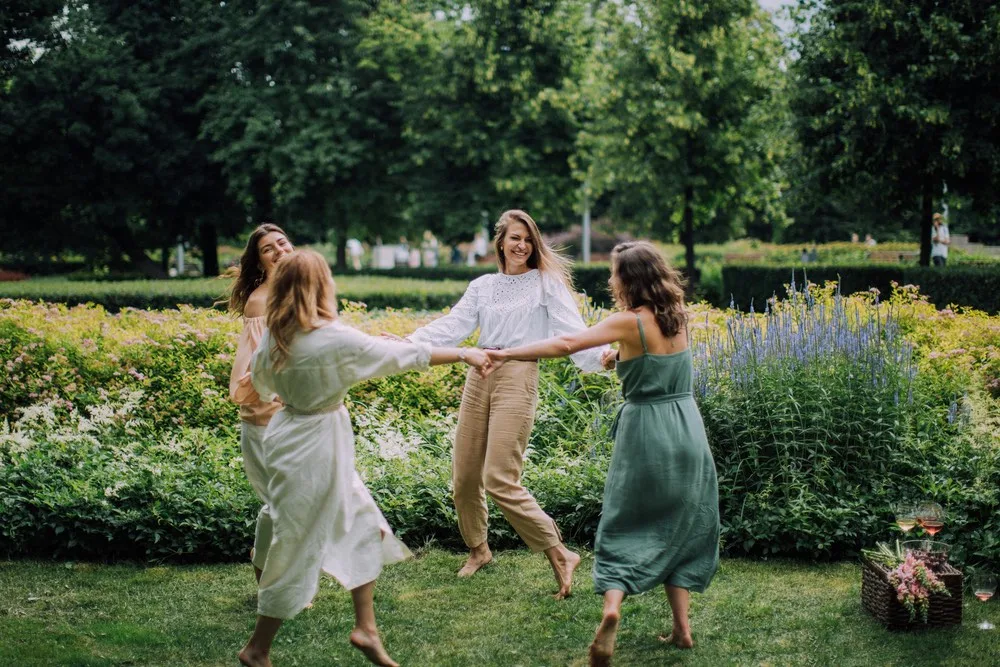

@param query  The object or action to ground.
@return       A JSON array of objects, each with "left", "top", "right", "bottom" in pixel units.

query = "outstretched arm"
[{"left": 492, "top": 312, "right": 632, "bottom": 363}]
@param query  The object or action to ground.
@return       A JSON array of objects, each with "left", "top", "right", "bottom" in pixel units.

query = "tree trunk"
[
  {"left": 199, "top": 221, "right": 219, "bottom": 276},
  {"left": 251, "top": 171, "right": 274, "bottom": 223},
  {"left": 161, "top": 244, "right": 170, "bottom": 274},
  {"left": 919, "top": 173, "right": 934, "bottom": 267},
  {"left": 103, "top": 223, "right": 167, "bottom": 278},
  {"left": 683, "top": 137, "right": 698, "bottom": 288},
  {"left": 336, "top": 225, "right": 348, "bottom": 270}
]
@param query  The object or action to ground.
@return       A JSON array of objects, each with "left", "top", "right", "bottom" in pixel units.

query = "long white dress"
[{"left": 249, "top": 321, "right": 431, "bottom": 620}]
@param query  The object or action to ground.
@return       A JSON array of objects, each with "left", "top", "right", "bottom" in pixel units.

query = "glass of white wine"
[
  {"left": 893, "top": 502, "right": 917, "bottom": 534},
  {"left": 971, "top": 572, "right": 997, "bottom": 631}
]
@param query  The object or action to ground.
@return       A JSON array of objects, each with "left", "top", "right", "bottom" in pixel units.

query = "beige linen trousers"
[{"left": 452, "top": 360, "right": 562, "bottom": 552}]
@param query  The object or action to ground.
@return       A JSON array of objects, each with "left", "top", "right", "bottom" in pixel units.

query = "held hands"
[
  {"left": 600, "top": 348, "right": 618, "bottom": 371},
  {"left": 380, "top": 332, "right": 406, "bottom": 342},
  {"left": 462, "top": 347, "right": 490, "bottom": 371},
  {"left": 482, "top": 349, "right": 508, "bottom": 377}
]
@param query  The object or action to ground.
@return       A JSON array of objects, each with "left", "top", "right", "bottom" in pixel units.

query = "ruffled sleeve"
[
  {"left": 407, "top": 275, "right": 486, "bottom": 346},
  {"left": 249, "top": 331, "right": 280, "bottom": 404},
  {"left": 542, "top": 273, "right": 608, "bottom": 372}
]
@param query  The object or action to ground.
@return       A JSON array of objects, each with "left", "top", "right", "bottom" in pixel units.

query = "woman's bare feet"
[
  {"left": 457, "top": 544, "right": 493, "bottom": 577},
  {"left": 349, "top": 627, "right": 399, "bottom": 667},
  {"left": 237, "top": 645, "right": 272, "bottom": 667},
  {"left": 657, "top": 629, "right": 694, "bottom": 649},
  {"left": 546, "top": 547, "right": 581, "bottom": 599},
  {"left": 589, "top": 610, "right": 620, "bottom": 666}
]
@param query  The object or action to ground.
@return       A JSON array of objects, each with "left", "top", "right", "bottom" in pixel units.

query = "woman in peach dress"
[{"left": 227, "top": 223, "right": 293, "bottom": 583}]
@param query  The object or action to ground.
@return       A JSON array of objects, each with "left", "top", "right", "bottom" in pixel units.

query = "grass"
[{"left": 2, "top": 549, "right": 998, "bottom": 667}]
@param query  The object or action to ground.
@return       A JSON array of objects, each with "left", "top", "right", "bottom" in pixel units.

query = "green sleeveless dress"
[{"left": 593, "top": 316, "right": 720, "bottom": 595}]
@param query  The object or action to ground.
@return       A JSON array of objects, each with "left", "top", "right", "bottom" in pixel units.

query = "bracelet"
[{"left": 459, "top": 349, "right": 467, "bottom": 362}]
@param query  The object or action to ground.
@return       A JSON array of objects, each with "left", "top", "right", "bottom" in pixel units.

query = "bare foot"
[
  {"left": 457, "top": 548, "right": 493, "bottom": 577},
  {"left": 552, "top": 550, "right": 581, "bottom": 600},
  {"left": 238, "top": 646, "right": 272, "bottom": 667},
  {"left": 588, "top": 610, "right": 620, "bottom": 666},
  {"left": 657, "top": 631, "right": 694, "bottom": 649},
  {"left": 349, "top": 628, "right": 399, "bottom": 667}
]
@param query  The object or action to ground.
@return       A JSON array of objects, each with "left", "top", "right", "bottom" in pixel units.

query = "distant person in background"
[
  {"left": 450, "top": 244, "right": 463, "bottom": 265},
  {"left": 421, "top": 230, "right": 440, "bottom": 267},
  {"left": 808, "top": 246, "right": 818, "bottom": 263},
  {"left": 347, "top": 239, "right": 364, "bottom": 271},
  {"left": 864, "top": 234, "right": 877, "bottom": 247},
  {"left": 394, "top": 237, "right": 409, "bottom": 268},
  {"left": 932, "top": 213, "right": 950, "bottom": 266},
  {"left": 850, "top": 232, "right": 860, "bottom": 244},
  {"left": 800, "top": 248, "right": 809, "bottom": 264}
]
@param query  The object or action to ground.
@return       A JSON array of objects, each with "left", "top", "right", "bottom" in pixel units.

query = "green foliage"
[
  {"left": 579, "top": 0, "right": 791, "bottom": 277},
  {"left": 789, "top": 0, "right": 1000, "bottom": 262},
  {"left": 721, "top": 265, "right": 1000, "bottom": 313},
  {"left": 0, "top": 293, "right": 997, "bottom": 566}
]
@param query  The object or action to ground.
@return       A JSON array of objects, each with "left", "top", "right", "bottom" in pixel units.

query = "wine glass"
[
  {"left": 893, "top": 502, "right": 918, "bottom": 533},
  {"left": 915, "top": 501, "right": 945, "bottom": 536},
  {"left": 971, "top": 572, "right": 997, "bottom": 631}
]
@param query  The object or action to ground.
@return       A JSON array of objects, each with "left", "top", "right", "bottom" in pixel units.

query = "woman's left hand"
[{"left": 482, "top": 349, "right": 508, "bottom": 377}]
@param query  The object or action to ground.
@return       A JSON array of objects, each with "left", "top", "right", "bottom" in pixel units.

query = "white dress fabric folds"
[{"left": 250, "top": 321, "right": 431, "bottom": 620}]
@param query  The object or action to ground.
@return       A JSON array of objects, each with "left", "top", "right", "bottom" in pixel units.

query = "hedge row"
[
  {"left": 722, "top": 264, "right": 1000, "bottom": 313},
  {"left": 337, "top": 264, "right": 616, "bottom": 307},
  {"left": 0, "top": 277, "right": 469, "bottom": 312}
]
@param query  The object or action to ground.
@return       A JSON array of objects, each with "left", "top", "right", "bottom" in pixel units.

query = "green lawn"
[{"left": 1, "top": 549, "right": 997, "bottom": 667}]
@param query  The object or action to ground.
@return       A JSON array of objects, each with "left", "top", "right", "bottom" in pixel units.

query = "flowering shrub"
[
  {"left": 0, "top": 287, "right": 998, "bottom": 565},
  {"left": 889, "top": 552, "right": 950, "bottom": 622}
]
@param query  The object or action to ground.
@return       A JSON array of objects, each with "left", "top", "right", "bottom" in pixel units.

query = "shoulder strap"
[{"left": 635, "top": 313, "right": 648, "bottom": 353}]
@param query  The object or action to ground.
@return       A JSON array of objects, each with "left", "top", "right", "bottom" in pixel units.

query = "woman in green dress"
[{"left": 484, "top": 241, "right": 719, "bottom": 664}]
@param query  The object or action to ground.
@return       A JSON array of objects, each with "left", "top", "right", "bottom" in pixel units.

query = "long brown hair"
[
  {"left": 265, "top": 250, "right": 338, "bottom": 370},
  {"left": 493, "top": 209, "right": 574, "bottom": 290},
  {"left": 226, "top": 223, "right": 290, "bottom": 316},
  {"left": 610, "top": 241, "right": 687, "bottom": 337}
]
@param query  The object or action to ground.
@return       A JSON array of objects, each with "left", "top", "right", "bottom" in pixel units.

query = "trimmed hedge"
[
  {"left": 342, "top": 264, "right": 616, "bottom": 307},
  {"left": 0, "top": 277, "right": 469, "bottom": 312},
  {"left": 722, "top": 264, "right": 1000, "bottom": 312}
]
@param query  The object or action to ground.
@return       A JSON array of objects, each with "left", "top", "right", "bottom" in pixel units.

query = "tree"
[
  {"left": 382, "top": 0, "right": 592, "bottom": 242},
  {"left": 578, "top": 0, "right": 788, "bottom": 282},
  {"left": 791, "top": 0, "right": 1000, "bottom": 264},
  {"left": 202, "top": 0, "right": 414, "bottom": 268},
  {"left": 1, "top": 1, "right": 241, "bottom": 275}
]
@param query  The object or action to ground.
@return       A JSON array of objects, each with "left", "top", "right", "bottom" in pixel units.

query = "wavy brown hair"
[
  {"left": 610, "top": 241, "right": 687, "bottom": 337},
  {"left": 493, "top": 209, "right": 573, "bottom": 290},
  {"left": 226, "top": 223, "right": 290, "bottom": 316},
  {"left": 265, "top": 250, "right": 338, "bottom": 370}
]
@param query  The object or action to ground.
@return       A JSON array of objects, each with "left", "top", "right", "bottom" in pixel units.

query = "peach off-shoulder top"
[{"left": 229, "top": 315, "right": 281, "bottom": 425}]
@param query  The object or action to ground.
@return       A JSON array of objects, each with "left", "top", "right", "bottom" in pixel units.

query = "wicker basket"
[{"left": 861, "top": 555, "right": 963, "bottom": 630}]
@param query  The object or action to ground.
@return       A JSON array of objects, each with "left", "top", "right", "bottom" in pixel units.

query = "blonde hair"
[
  {"left": 493, "top": 209, "right": 573, "bottom": 289},
  {"left": 610, "top": 241, "right": 687, "bottom": 337},
  {"left": 265, "top": 250, "right": 338, "bottom": 369}
]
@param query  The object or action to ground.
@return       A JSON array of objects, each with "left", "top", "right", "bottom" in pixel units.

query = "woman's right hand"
[
  {"left": 462, "top": 348, "right": 490, "bottom": 369},
  {"left": 600, "top": 348, "right": 618, "bottom": 370}
]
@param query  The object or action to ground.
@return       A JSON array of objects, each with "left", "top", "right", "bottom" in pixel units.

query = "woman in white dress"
[
  {"left": 393, "top": 209, "right": 609, "bottom": 597},
  {"left": 227, "top": 223, "right": 293, "bottom": 585},
  {"left": 237, "top": 250, "right": 490, "bottom": 667}
]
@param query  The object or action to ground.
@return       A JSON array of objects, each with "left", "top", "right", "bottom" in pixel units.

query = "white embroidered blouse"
[{"left": 407, "top": 269, "right": 608, "bottom": 371}]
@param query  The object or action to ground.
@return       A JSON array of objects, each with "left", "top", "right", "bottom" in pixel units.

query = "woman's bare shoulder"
[{"left": 244, "top": 286, "right": 268, "bottom": 318}]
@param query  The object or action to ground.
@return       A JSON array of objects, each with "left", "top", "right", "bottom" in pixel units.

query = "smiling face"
[
  {"left": 501, "top": 221, "right": 535, "bottom": 274},
  {"left": 257, "top": 231, "right": 293, "bottom": 276}
]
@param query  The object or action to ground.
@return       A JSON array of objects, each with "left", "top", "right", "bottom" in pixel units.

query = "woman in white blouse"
[
  {"left": 237, "top": 250, "right": 490, "bottom": 667},
  {"left": 399, "top": 209, "right": 609, "bottom": 598}
]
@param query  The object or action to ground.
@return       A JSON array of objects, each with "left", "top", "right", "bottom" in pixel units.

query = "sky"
[{"left": 760, "top": 0, "right": 795, "bottom": 33}]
